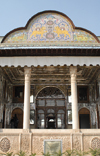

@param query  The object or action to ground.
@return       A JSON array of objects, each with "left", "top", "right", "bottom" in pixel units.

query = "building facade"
[{"left": 0, "top": 11, "right": 100, "bottom": 155}]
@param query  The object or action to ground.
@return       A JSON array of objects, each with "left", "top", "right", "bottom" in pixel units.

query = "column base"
[{"left": 23, "top": 129, "right": 31, "bottom": 133}]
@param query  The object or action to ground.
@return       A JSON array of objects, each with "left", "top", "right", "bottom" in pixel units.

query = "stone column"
[
  {"left": 70, "top": 66, "right": 79, "bottom": 129},
  {"left": 23, "top": 67, "right": 31, "bottom": 129}
]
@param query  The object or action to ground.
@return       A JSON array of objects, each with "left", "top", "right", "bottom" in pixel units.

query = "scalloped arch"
[{"left": 2, "top": 10, "right": 99, "bottom": 44}]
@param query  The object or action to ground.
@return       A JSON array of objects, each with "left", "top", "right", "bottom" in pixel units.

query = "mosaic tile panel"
[
  {"left": 4, "top": 12, "right": 97, "bottom": 44},
  {"left": 74, "top": 30, "right": 96, "bottom": 42},
  {"left": 7, "top": 31, "right": 27, "bottom": 42}
]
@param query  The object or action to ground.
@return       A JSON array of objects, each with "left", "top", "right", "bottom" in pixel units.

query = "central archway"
[{"left": 36, "top": 87, "right": 66, "bottom": 129}]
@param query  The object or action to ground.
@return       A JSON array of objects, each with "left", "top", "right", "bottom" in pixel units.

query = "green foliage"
[
  {"left": 42, "top": 152, "right": 51, "bottom": 156},
  {"left": 6, "top": 152, "right": 14, "bottom": 156},
  {"left": 74, "top": 149, "right": 89, "bottom": 156},
  {"left": 54, "top": 150, "right": 64, "bottom": 156},
  {"left": 65, "top": 149, "right": 74, "bottom": 156},
  {"left": 0, "top": 152, "right": 14, "bottom": 156},
  {"left": 89, "top": 148, "right": 100, "bottom": 156},
  {"left": 2, "top": 148, "right": 100, "bottom": 156},
  {"left": 29, "top": 153, "right": 36, "bottom": 156},
  {"left": 16, "top": 151, "right": 26, "bottom": 156}
]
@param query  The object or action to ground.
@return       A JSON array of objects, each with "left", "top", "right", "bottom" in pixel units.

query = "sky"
[{"left": 0, "top": 0, "right": 100, "bottom": 37}]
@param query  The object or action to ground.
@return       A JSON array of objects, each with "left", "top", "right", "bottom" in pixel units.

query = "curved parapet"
[{"left": 1, "top": 10, "right": 99, "bottom": 45}]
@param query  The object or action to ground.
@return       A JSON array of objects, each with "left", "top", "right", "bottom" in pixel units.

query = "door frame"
[{"left": 79, "top": 108, "right": 91, "bottom": 129}]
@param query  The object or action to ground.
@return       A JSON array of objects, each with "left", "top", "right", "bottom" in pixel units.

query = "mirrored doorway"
[{"left": 36, "top": 87, "right": 66, "bottom": 129}]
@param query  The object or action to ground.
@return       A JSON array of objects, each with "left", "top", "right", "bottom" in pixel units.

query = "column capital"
[
  {"left": 70, "top": 66, "right": 77, "bottom": 74},
  {"left": 24, "top": 67, "right": 31, "bottom": 77},
  {"left": 70, "top": 66, "right": 77, "bottom": 78}
]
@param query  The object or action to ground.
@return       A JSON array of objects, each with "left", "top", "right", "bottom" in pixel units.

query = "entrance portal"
[
  {"left": 36, "top": 87, "right": 66, "bottom": 129},
  {"left": 79, "top": 108, "right": 90, "bottom": 129}
]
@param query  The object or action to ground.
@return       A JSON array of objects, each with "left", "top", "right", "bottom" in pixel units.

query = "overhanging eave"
[{"left": 0, "top": 47, "right": 99, "bottom": 56}]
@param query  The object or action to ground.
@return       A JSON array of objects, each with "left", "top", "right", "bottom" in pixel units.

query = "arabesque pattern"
[
  {"left": 0, "top": 137, "right": 10, "bottom": 152},
  {"left": 91, "top": 137, "right": 100, "bottom": 149}
]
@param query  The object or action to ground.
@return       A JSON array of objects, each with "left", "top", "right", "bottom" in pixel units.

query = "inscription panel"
[{"left": 44, "top": 140, "right": 62, "bottom": 155}]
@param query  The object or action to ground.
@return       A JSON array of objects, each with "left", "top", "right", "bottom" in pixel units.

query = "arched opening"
[
  {"left": 46, "top": 109, "right": 55, "bottom": 129},
  {"left": 79, "top": 108, "right": 90, "bottom": 129},
  {"left": 11, "top": 108, "right": 23, "bottom": 128},
  {"left": 36, "top": 87, "right": 66, "bottom": 129}
]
